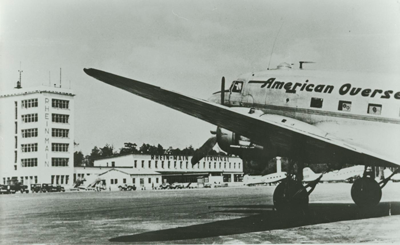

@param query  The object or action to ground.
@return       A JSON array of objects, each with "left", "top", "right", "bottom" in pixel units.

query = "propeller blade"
[
  {"left": 221, "top": 76, "right": 225, "bottom": 105},
  {"left": 191, "top": 136, "right": 217, "bottom": 164}
]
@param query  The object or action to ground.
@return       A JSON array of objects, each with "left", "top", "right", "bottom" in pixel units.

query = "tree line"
[{"left": 74, "top": 142, "right": 226, "bottom": 167}]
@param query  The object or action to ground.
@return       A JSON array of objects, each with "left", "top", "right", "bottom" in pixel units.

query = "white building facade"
[
  {"left": 75, "top": 154, "right": 244, "bottom": 190},
  {"left": 0, "top": 85, "right": 75, "bottom": 188}
]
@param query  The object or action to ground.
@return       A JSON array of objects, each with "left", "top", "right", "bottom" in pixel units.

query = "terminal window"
[
  {"left": 15, "top": 101, "right": 18, "bottom": 119},
  {"left": 52, "top": 99, "right": 69, "bottom": 109},
  {"left": 52, "top": 114, "right": 69, "bottom": 123},
  {"left": 22, "top": 113, "right": 38, "bottom": 123},
  {"left": 21, "top": 158, "right": 38, "bottom": 167},
  {"left": 52, "top": 143, "right": 69, "bottom": 152},
  {"left": 52, "top": 128, "right": 69, "bottom": 138},
  {"left": 21, "top": 98, "right": 38, "bottom": 108},
  {"left": 22, "top": 143, "right": 38, "bottom": 152},
  {"left": 22, "top": 128, "right": 38, "bottom": 138},
  {"left": 52, "top": 158, "right": 69, "bottom": 167}
]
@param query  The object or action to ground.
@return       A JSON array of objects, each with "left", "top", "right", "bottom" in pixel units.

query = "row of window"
[
  {"left": 22, "top": 128, "right": 38, "bottom": 138},
  {"left": 22, "top": 99, "right": 38, "bottom": 108},
  {"left": 21, "top": 158, "right": 70, "bottom": 167},
  {"left": 22, "top": 113, "right": 38, "bottom": 123},
  {"left": 52, "top": 158, "right": 69, "bottom": 167},
  {"left": 52, "top": 99, "right": 69, "bottom": 109},
  {"left": 3, "top": 176, "right": 38, "bottom": 185},
  {"left": 52, "top": 128, "right": 69, "bottom": 138},
  {"left": 310, "top": 99, "right": 383, "bottom": 115},
  {"left": 20, "top": 113, "right": 70, "bottom": 124},
  {"left": 52, "top": 143, "right": 69, "bottom": 152},
  {"left": 128, "top": 160, "right": 241, "bottom": 170},
  {"left": 52, "top": 114, "right": 69, "bottom": 123},
  {"left": 21, "top": 128, "right": 70, "bottom": 138},
  {"left": 109, "top": 177, "right": 160, "bottom": 185},
  {"left": 22, "top": 158, "right": 38, "bottom": 167},
  {"left": 21, "top": 143, "right": 38, "bottom": 152},
  {"left": 51, "top": 175, "right": 69, "bottom": 185}
]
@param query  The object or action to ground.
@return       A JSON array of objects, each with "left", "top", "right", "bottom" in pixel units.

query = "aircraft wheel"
[
  {"left": 351, "top": 177, "right": 381, "bottom": 208},
  {"left": 273, "top": 179, "right": 309, "bottom": 213}
]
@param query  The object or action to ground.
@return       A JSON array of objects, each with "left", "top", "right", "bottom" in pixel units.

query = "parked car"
[{"left": 118, "top": 184, "right": 136, "bottom": 191}]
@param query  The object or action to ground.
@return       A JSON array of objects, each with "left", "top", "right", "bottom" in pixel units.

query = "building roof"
[
  {"left": 98, "top": 168, "right": 161, "bottom": 176},
  {"left": 0, "top": 85, "right": 75, "bottom": 98}
]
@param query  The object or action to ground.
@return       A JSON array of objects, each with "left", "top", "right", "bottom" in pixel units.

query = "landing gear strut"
[
  {"left": 273, "top": 161, "right": 322, "bottom": 213},
  {"left": 351, "top": 167, "right": 399, "bottom": 208}
]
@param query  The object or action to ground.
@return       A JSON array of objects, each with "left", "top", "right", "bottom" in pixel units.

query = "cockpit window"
[{"left": 230, "top": 81, "right": 243, "bottom": 93}]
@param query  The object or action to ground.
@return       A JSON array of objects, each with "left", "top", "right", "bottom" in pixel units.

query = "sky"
[{"left": 1, "top": 0, "right": 400, "bottom": 155}]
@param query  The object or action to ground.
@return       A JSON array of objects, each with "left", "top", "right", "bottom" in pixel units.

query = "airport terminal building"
[
  {"left": 74, "top": 154, "right": 244, "bottom": 190},
  {"left": 0, "top": 84, "right": 75, "bottom": 187},
  {"left": 0, "top": 82, "right": 243, "bottom": 191}
]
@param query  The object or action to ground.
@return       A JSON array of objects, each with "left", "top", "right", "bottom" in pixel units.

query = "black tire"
[
  {"left": 273, "top": 179, "right": 309, "bottom": 213},
  {"left": 351, "top": 177, "right": 381, "bottom": 208}
]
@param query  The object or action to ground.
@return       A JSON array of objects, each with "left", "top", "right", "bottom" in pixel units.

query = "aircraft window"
[
  {"left": 310, "top": 98, "right": 323, "bottom": 108},
  {"left": 368, "top": 104, "right": 382, "bottom": 115},
  {"left": 231, "top": 81, "right": 243, "bottom": 93},
  {"left": 338, "top": 101, "right": 352, "bottom": 112}
]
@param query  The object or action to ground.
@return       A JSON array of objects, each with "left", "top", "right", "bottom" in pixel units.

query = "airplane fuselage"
[{"left": 209, "top": 67, "right": 400, "bottom": 163}]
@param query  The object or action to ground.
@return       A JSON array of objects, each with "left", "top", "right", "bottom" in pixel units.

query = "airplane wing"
[{"left": 84, "top": 68, "right": 399, "bottom": 168}]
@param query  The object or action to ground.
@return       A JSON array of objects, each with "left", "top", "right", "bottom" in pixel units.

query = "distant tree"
[
  {"left": 181, "top": 146, "right": 195, "bottom": 156},
  {"left": 100, "top": 144, "right": 115, "bottom": 157},
  {"left": 119, "top": 142, "right": 139, "bottom": 155},
  {"left": 139, "top": 143, "right": 151, "bottom": 154},
  {"left": 74, "top": 151, "right": 84, "bottom": 167},
  {"left": 156, "top": 144, "right": 164, "bottom": 155},
  {"left": 88, "top": 146, "right": 101, "bottom": 166}
]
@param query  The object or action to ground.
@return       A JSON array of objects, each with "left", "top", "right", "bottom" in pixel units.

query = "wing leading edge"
[{"left": 84, "top": 68, "right": 399, "bottom": 168}]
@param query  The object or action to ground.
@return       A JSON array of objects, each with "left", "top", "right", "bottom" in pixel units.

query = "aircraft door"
[{"left": 228, "top": 81, "right": 244, "bottom": 106}]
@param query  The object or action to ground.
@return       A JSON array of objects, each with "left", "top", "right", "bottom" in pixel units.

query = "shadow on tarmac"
[{"left": 109, "top": 202, "right": 400, "bottom": 243}]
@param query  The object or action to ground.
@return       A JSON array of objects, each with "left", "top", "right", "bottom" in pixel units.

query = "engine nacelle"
[
  {"left": 216, "top": 127, "right": 240, "bottom": 153},
  {"left": 216, "top": 127, "right": 267, "bottom": 157}
]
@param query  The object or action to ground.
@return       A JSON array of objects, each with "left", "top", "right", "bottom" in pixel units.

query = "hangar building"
[{"left": 74, "top": 154, "right": 244, "bottom": 190}]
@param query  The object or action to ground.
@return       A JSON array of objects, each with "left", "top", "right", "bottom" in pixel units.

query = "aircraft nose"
[{"left": 207, "top": 92, "right": 222, "bottom": 104}]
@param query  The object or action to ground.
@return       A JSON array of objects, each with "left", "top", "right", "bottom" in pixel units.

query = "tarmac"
[{"left": 1, "top": 182, "right": 400, "bottom": 244}]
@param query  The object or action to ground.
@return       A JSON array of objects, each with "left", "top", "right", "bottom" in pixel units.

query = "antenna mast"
[
  {"left": 267, "top": 21, "right": 283, "bottom": 70},
  {"left": 16, "top": 63, "right": 23, "bottom": 89},
  {"left": 60, "top": 68, "right": 62, "bottom": 88}
]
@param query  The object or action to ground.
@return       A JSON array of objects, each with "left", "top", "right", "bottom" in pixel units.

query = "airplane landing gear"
[
  {"left": 273, "top": 161, "right": 323, "bottom": 213},
  {"left": 273, "top": 178, "right": 308, "bottom": 213},
  {"left": 351, "top": 167, "right": 399, "bottom": 208},
  {"left": 351, "top": 177, "right": 381, "bottom": 208}
]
